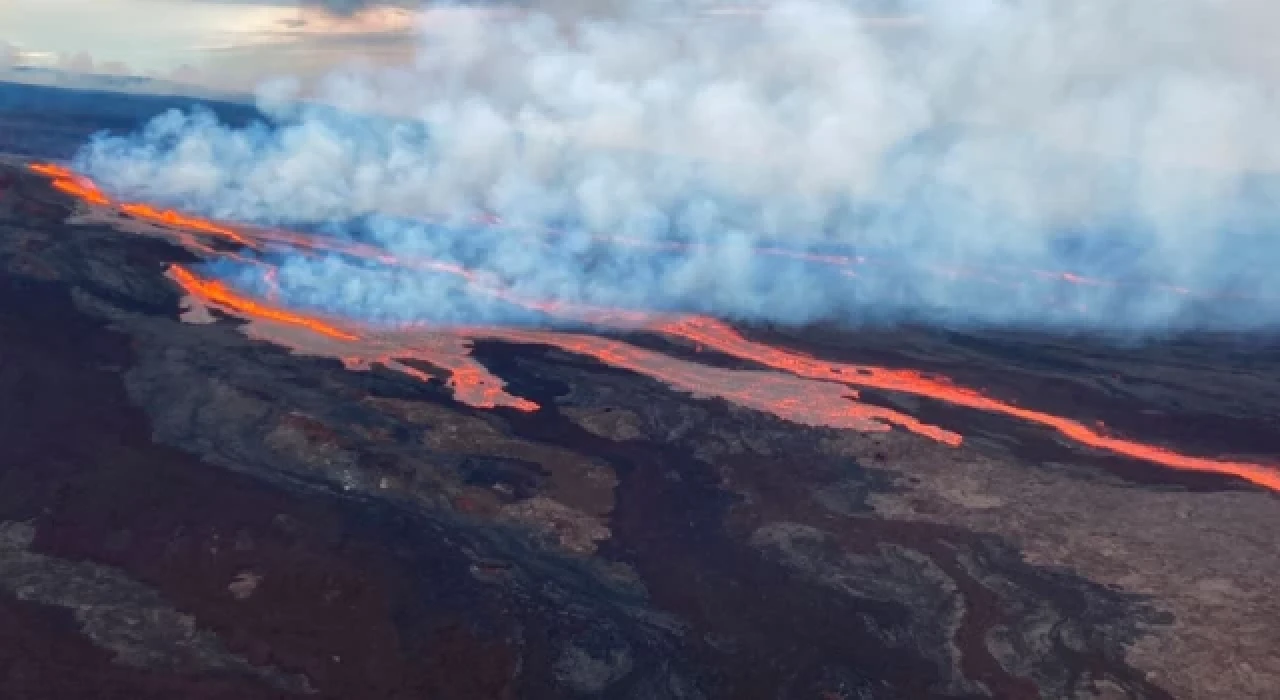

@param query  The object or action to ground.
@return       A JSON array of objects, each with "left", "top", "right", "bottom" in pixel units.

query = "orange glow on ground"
[
  {"left": 168, "top": 263, "right": 947, "bottom": 434},
  {"left": 475, "top": 326, "right": 961, "bottom": 442},
  {"left": 120, "top": 203, "right": 255, "bottom": 247},
  {"left": 30, "top": 162, "right": 1280, "bottom": 492},
  {"left": 28, "top": 163, "right": 74, "bottom": 179},
  {"left": 170, "top": 265, "right": 358, "bottom": 342},
  {"left": 653, "top": 316, "right": 1280, "bottom": 492},
  {"left": 169, "top": 263, "right": 538, "bottom": 412},
  {"left": 31, "top": 163, "right": 112, "bottom": 207}
]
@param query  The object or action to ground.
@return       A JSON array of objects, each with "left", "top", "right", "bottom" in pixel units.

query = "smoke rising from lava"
[
  {"left": 74, "top": 0, "right": 1280, "bottom": 330},
  {"left": 29, "top": 161, "right": 1280, "bottom": 491}
]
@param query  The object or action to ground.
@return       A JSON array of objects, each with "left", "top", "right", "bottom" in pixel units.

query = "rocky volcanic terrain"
[{"left": 1, "top": 85, "right": 1279, "bottom": 700}]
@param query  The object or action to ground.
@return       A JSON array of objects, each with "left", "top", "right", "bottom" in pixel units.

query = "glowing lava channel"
[
  {"left": 28, "top": 162, "right": 1210, "bottom": 306},
  {"left": 654, "top": 316, "right": 1280, "bottom": 491},
  {"left": 169, "top": 265, "right": 537, "bottom": 412},
  {"left": 30, "top": 162, "right": 1280, "bottom": 492},
  {"left": 170, "top": 262, "right": 955, "bottom": 440}
]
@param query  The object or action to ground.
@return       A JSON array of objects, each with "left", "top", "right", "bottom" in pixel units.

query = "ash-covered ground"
[{"left": 1, "top": 82, "right": 1278, "bottom": 700}]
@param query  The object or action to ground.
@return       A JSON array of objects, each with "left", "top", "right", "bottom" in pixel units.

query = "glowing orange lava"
[
  {"left": 474, "top": 326, "right": 961, "bottom": 443},
  {"left": 170, "top": 265, "right": 358, "bottom": 342},
  {"left": 30, "top": 162, "right": 111, "bottom": 206},
  {"left": 30, "top": 162, "right": 1280, "bottom": 492},
  {"left": 28, "top": 163, "right": 74, "bottom": 179},
  {"left": 120, "top": 203, "right": 254, "bottom": 247},
  {"left": 169, "top": 263, "right": 538, "bottom": 412},
  {"left": 168, "top": 263, "right": 947, "bottom": 436},
  {"left": 652, "top": 316, "right": 1280, "bottom": 492}
]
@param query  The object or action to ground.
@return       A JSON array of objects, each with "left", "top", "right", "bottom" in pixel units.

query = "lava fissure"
[
  {"left": 168, "top": 262, "right": 954, "bottom": 439},
  {"left": 31, "top": 162, "right": 1280, "bottom": 493},
  {"left": 652, "top": 316, "right": 1280, "bottom": 491}
]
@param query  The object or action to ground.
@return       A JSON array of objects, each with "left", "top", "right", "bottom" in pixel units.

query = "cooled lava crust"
[{"left": 1, "top": 137, "right": 1279, "bottom": 697}]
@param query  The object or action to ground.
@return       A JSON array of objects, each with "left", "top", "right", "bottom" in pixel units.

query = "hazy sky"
[
  {"left": 0, "top": 0, "right": 417, "bottom": 87},
  {"left": 7, "top": 0, "right": 1280, "bottom": 172}
]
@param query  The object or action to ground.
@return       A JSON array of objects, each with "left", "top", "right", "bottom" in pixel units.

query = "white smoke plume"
[
  {"left": 74, "top": 0, "right": 1280, "bottom": 331},
  {"left": 0, "top": 42, "right": 19, "bottom": 71}
]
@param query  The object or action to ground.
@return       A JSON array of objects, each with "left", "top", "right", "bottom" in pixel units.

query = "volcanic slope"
[
  {"left": 1, "top": 157, "right": 1279, "bottom": 699},
  {"left": 26, "top": 160, "right": 1280, "bottom": 492}
]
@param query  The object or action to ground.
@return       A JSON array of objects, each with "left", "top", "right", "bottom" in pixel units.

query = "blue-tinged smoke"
[{"left": 74, "top": 0, "right": 1280, "bottom": 332}]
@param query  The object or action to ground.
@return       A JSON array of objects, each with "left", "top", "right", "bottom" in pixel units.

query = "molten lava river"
[{"left": 30, "top": 162, "right": 1280, "bottom": 493}]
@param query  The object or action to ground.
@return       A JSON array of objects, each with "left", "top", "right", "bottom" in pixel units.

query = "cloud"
[
  {"left": 55, "top": 51, "right": 129, "bottom": 76},
  {"left": 0, "top": 41, "right": 16, "bottom": 65},
  {"left": 74, "top": 0, "right": 1280, "bottom": 332},
  {"left": 192, "top": 0, "right": 421, "bottom": 16},
  {"left": 0, "top": 47, "right": 134, "bottom": 77},
  {"left": 0, "top": 42, "right": 18, "bottom": 70},
  {"left": 305, "top": 0, "right": 412, "bottom": 15}
]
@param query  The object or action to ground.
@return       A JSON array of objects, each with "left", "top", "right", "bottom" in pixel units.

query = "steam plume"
[
  {"left": 299, "top": 0, "right": 438, "bottom": 16},
  {"left": 0, "top": 42, "right": 19, "bottom": 71},
  {"left": 74, "top": 0, "right": 1280, "bottom": 331}
]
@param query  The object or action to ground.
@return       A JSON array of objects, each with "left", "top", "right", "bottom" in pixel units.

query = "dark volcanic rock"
[
  {"left": 0, "top": 521, "right": 310, "bottom": 693},
  {"left": 1, "top": 144, "right": 1279, "bottom": 700}
]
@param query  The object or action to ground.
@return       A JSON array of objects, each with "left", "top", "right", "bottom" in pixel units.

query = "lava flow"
[
  {"left": 169, "top": 266, "right": 358, "bottom": 342},
  {"left": 653, "top": 316, "right": 1280, "bottom": 491},
  {"left": 169, "top": 264, "right": 539, "bottom": 412},
  {"left": 24, "top": 162, "right": 1207, "bottom": 309},
  {"left": 29, "top": 161, "right": 1280, "bottom": 493},
  {"left": 29, "top": 162, "right": 110, "bottom": 206},
  {"left": 169, "top": 262, "right": 956, "bottom": 441}
]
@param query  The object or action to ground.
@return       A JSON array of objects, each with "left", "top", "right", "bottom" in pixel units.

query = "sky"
[
  {"left": 0, "top": 0, "right": 419, "bottom": 89},
  {"left": 5, "top": 0, "right": 1280, "bottom": 172}
]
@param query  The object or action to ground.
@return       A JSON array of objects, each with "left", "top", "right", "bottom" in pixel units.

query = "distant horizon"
[
  {"left": 0, "top": 0, "right": 418, "bottom": 90},
  {"left": 4, "top": 1, "right": 892, "bottom": 94},
  {"left": 0, "top": 64, "right": 252, "bottom": 103}
]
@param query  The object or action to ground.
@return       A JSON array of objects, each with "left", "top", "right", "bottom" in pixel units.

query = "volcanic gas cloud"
[
  {"left": 71, "top": 0, "right": 1280, "bottom": 330},
  {"left": 29, "top": 163, "right": 1280, "bottom": 493},
  {"left": 24, "top": 0, "right": 1280, "bottom": 498}
]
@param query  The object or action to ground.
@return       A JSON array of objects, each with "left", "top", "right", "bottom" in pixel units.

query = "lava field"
[{"left": 1, "top": 83, "right": 1279, "bottom": 700}]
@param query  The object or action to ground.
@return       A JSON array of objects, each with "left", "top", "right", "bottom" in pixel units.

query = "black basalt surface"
[{"left": 1, "top": 85, "right": 1278, "bottom": 699}]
